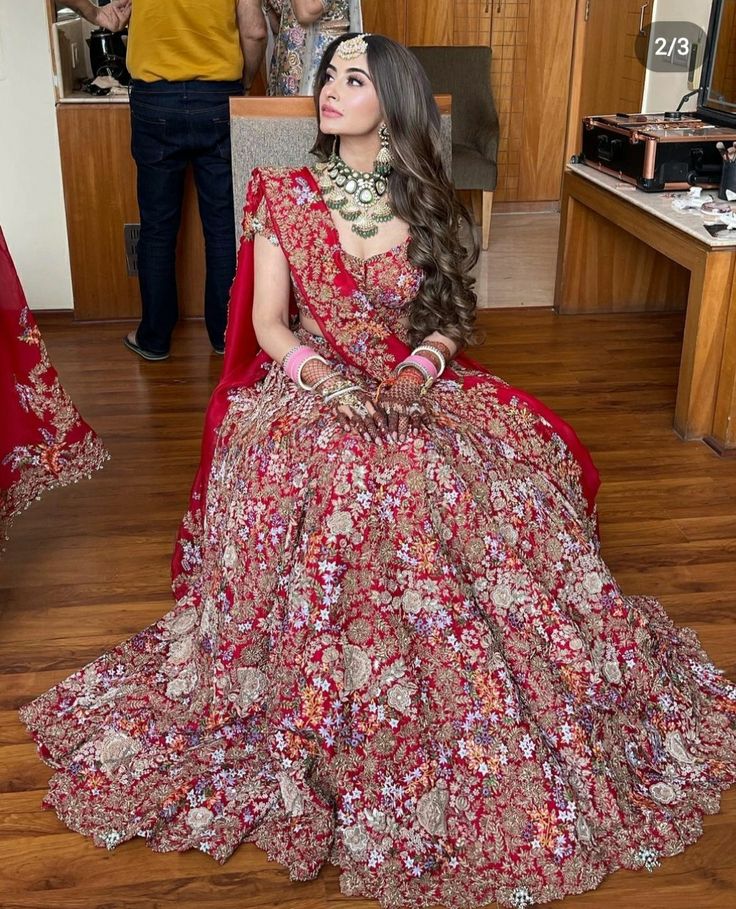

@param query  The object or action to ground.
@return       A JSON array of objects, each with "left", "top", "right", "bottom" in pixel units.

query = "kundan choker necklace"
[{"left": 316, "top": 153, "right": 394, "bottom": 239}]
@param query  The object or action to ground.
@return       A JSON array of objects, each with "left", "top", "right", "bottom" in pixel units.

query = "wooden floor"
[
  {"left": 474, "top": 213, "right": 561, "bottom": 309},
  {"left": 1, "top": 310, "right": 735, "bottom": 909}
]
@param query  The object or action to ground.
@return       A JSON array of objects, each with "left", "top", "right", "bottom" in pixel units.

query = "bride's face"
[{"left": 319, "top": 52, "right": 382, "bottom": 138}]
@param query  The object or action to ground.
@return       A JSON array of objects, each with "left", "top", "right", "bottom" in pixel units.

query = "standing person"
[
  {"left": 20, "top": 34, "right": 736, "bottom": 909},
  {"left": 66, "top": 0, "right": 269, "bottom": 359},
  {"left": 122, "top": 0, "right": 268, "bottom": 359},
  {"left": 265, "top": 0, "right": 362, "bottom": 95},
  {"left": 57, "top": 0, "right": 131, "bottom": 32}
]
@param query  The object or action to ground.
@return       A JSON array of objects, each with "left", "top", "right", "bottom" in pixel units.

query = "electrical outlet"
[{"left": 124, "top": 224, "right": 140, "bottom": 276}]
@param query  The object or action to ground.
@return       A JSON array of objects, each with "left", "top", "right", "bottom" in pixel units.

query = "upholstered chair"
[
  {"left": 229, "top": 96, "right": 452, "bottom": 241},
  {"left": 408, "top": 46, "right": 499, "bottom": 249}
]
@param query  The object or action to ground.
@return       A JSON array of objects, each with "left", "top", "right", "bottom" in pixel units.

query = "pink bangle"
[
  {"left": 401, "top": 354, "right": 439, "bottom": 379},
  {"left": 282, "top": 345, "right": 316, "bottom": 384}
]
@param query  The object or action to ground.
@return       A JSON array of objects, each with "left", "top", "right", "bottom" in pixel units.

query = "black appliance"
[{"left": 87, "top": 27, "right": 129, "bottom": 85}]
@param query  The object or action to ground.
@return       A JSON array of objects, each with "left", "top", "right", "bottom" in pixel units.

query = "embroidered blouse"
[{"left": 251, "top": 195, "right": 424, "bottom": 336}]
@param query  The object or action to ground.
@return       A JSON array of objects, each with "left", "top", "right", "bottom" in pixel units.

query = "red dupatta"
[
  {"left": 0, "top": 229, "right": 108, "bottom": 543},
  {"left": 174, "top": 166, "right": 599, "bottom": 577}
]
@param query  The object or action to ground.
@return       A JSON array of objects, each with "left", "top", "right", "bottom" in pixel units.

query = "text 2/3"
[
  {"left": 635, "top": 22, "right": 705, "bottom": 72},
  {"left": 654, "top": 36, "right": 690, "bottom": 59}
]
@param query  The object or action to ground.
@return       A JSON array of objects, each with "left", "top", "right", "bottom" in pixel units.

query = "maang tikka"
[
  {"left": 374, "top": 123, "right": 393, "bottom": 176},
  {"left": 336, "top": 34, "right": 370, "bottom": 60}
]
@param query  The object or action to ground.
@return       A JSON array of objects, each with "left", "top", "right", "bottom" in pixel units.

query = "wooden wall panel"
[
  {"left": 453, "top": 0, "right": 492, "bottom": 45},
  {"left": 406, "top": 0, "right": 452, "bottom": 46},
  {"left": 576, "top": 1, "right": 648, "bottom": 127},
  {"left": 518, "top": 0, "right": 577, "bottom": 202},
  {"left": 362, "top": 0, "right": 407, "bottom": 44},
  {"left": 711, "top": 1, "right": 736, "bottom": 103},
  {"left": 490, "top": 1, "right": 531, "bottom": 202},
  {"left": 362, "top": 0, "right": 490, "bottom": 46},
  {"left": 57, "top": 105, "right": 205, "bottom": 321},
  {"left": 619, "top": 2, "right": 649, "bottom": 114},
  {"left": 565, "top": 1, "right": 650, "bottom": 165}
]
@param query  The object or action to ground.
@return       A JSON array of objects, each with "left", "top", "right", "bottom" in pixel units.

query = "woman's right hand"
[
  {"left": 334, "top": 391, "right": 389, "bottom": 446},
  {"left": 299, "top": 358, "right": 389, "bottom": 444}
]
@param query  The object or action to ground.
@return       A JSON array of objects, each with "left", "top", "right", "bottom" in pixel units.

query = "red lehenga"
[
  {"left": 0, "top": 228, "right": 108, "bottom": 544},
  {"left": 20, "top": 169, "right": 736, "bottom": 909}
]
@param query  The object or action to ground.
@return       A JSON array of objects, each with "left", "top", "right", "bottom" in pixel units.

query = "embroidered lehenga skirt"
[{"left": 19, "top": 168, "right": 736, "bottom": 909}]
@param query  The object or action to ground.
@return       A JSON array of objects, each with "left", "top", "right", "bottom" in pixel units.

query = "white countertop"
[
  {"left": 566, "top": 161, "right": 736, "bottom": 249},
  {"left": 58, "top": 93, "right": 130, "bottom": 104}
]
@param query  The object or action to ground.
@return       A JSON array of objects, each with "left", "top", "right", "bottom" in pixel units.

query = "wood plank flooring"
[
  {"left": 1, "top": 310, "right": 735, "bottom": 909},
  {"left": 474, "top": 213, "right": 562, "bottom": 309}
]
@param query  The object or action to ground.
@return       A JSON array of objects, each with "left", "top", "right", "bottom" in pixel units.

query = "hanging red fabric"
[{"left": 0, "top": 228, "right": 108, "bottom": 543}]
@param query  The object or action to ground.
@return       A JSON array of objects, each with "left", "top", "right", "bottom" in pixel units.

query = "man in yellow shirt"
[{"left": 65, "top": 1, "right": 267, "bottom": 359}]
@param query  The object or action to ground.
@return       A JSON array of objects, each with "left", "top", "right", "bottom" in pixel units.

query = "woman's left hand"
[{"left": 375, "top": 370, "right": 428, "bottom": 443}]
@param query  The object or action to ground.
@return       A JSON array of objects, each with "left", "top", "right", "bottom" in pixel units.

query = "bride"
[{"left": 20, "top": 33, "right": 736, "bottom": 909}]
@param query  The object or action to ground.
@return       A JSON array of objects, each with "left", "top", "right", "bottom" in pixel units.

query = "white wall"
[
  {"left": 0, "top": 1, "right": 73, "bottom": 310},
  {"left": 642, "top": 0, "right": 715, "bottom": 112}
]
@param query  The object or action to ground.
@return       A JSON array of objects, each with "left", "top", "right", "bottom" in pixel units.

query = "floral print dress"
[
  {"left": 19, "top": 168, "right": 736, "bottom": 909},
  {"left": 265, "top": 0, "right": 351, "bottom": 95}
]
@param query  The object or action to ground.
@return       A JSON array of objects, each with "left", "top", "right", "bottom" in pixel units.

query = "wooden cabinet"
[
  {"left": 57, "top": 104, "right": 204, "bottom": 321},
  {"left": 493, "top": 0, "right": 577, "bottom": 203},
  {"left": 362, "top": 0, "right": 578, "bottom": 205},
  {"left": 362, "top": 2, "right": 408, "bottom": 43},
  {"left": 406, "top": 0, "right": 452, "bottom": 46},
  {"left": 454, "top": 1, "right": 493, "bottom": 46},
  {"left": 363, "top": 0, "right": 490, "bottom": 45}
]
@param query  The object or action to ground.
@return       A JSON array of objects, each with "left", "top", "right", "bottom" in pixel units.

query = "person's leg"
[
  {"left": 188, "top": 82, "right": 243, "bottom": 352},
  {"left": 129, "top": 82, "right": 188, "bottom": 356}
]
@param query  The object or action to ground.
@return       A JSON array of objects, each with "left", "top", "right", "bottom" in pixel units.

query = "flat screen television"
[{"left": 698, "top": 0, "right": 736, "bottom": 127}]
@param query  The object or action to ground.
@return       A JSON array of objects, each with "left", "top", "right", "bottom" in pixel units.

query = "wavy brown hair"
[{"left": 311, "top": 33, "right": 480, "bottom": 350}]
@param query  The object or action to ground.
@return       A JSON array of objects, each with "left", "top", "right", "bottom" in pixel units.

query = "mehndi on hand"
[
  {"left": 299, "top": 356, "right": 389, "bottom": 445},
  {"left": 374, "top": 340, "right": 453, "bottom": 442},
  {"left": 374, "top": 368, "right": 426, "bottom": 442}
]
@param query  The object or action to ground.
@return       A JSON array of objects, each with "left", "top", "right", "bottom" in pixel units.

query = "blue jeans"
[{"left": 129, "top": 79, "right": 243, "bottom": 354}]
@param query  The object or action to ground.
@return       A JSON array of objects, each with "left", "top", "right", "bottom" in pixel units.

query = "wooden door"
[
  {"left": 57, "top": 104, "right": 205, "bottom": 321},
  {"left": 362, "top": 0, "right": 407, "bottom": 43},
  {"left": 453, "top": 0, "right": 492, "bottom": 46},
  {"left": 406, "top": 0, "right": 452, "bottom": 46},
  {"left": 492, "top": 0, "right": 578, "bottom": 203},
  {"left": 567, "top": 0, "right": 651, "bottom": 157}
]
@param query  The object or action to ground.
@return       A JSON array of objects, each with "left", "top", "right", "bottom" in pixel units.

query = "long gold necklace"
[{"left": 315, "top": 153, "right": 394, "bottom": 239}]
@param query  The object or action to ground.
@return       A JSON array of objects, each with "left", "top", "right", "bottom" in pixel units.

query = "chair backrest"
[
  {"left": 230, "top": 96, "right": 453, "bottom": 239},
  {"left": 408, "top": 46, "right": 498, "bottom": 153}
]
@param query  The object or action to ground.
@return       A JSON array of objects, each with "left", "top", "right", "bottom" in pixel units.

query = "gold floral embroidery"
[
  {"left": 344, "top": 644, "right": 371, "bottom": 694},
  {"left": 2, "top": 306, "right": 108, "bottom": 541},
  {"left": 229, "top": 667, "right": 269, "bottom": 715},
  {"left": 17, "top": 167, "right": 736, "bottom": 909},
  {"left": 417, "top": 780, "right": 449, "bottom": 837}
]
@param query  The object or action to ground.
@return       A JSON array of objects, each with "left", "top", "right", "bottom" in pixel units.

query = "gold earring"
[{"left": 375, "top": 123, "right": 393, "bottom": 176}]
